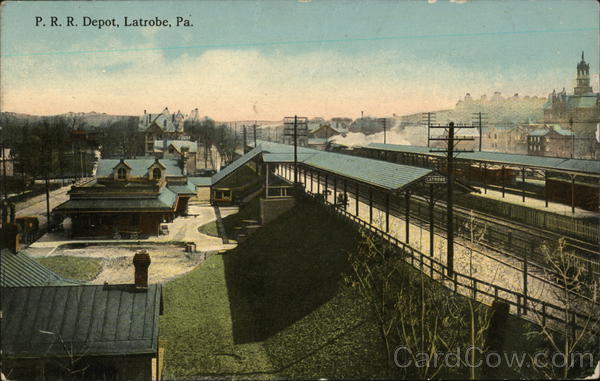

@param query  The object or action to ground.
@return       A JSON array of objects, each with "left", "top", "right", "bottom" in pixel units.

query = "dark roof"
[
  {"left": 211, "top": 146, "right": 263, "bottom": 185},
  {"left": 257, "top": 141, "right": 433, "bottom": 191},
  {"left": 188, "top": 176, "right": 212, "bottom": 187},
  {"left": 167, "top": 181, "right": 197, "bottom": 195},
  {"left": 54, "top": 187, "right": 178, "bottom": 212},
  {"left": 364, "top": 143, "right": 600, "bottom": 177},
  {"left": 1, "top": 284, "right": 162, "bottom": 358},
  {"left": 96, "top": 159, "right": 182, "bottom": 178},
  {"left": 1, "top": 249, "right": 79, "bottom": 287}
]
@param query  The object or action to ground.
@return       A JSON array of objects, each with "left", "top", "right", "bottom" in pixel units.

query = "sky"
[{"left": 1, "top": 0, "right": 598, "bottom": 121}]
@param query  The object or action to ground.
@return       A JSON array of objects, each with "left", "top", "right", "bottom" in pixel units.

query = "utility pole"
[
  {"left": 422, "top": 112, "right": 436, "bottom": 148},
  {"left": 44, "top": 121, "right": 51, "bottom": 230},
  {"left": 569, "top": 117, "right": 575, "bottom": 159},
  {"left": 243, "top": 125, "right": 247, "bottom": 154},
  {"left": 471, "top": 112, "right": 487, "bottom": 152},
  {"left": 1, "top": 126, "right": 8, "bottom": 227},
  {"left": 379, "top": 118, "right": 387, "bottom": 144},
  {"left": 429, "top": 122, "right": 475, "bottom": 277},
  {"left": 1, "top": 126, "right": 8, "bottom": 203},
  {"left": 284, "top": 116, "right": 308, "bottom": 185}
]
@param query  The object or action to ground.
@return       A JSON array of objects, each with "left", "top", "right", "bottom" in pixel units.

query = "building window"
[
  {"left": 118, "top": 168, "right": 126, "bottom": 180},
  {"left": 153, "top": 168, "right": 162, "bottom": 179}
]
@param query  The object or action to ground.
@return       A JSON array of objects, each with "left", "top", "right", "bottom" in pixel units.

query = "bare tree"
[{"left": 528, "top": 238, "right": 599, "bottom": 379}]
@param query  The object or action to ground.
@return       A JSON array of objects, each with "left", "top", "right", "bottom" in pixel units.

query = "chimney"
[
  {"left": 133, "top": 250, "right": 151, "bottom": 289},
  {"left": 1, "top": 223, "right": 21, "bottom": 254}
]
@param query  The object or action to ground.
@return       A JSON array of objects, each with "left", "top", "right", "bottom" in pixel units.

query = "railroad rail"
[{"left": 301, "top": 190, "right": 600, "bottom": 335}]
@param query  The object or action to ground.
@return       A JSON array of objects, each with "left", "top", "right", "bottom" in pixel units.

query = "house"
[
  {"left": 139, "top": 108, "right": 187, "bottom": 155},
  {"left": 0, "top": 251, "right": 163, "bottom": 381},
  {"left": 482, "top": 124, "right": 530, "bottom": 154},
  {"left": 309, "top": 124, "right": 341, "bottom": 140},
  {"left": 527, "top": 125, "right": 575, "bottom": 157},
  {"left": 153, "top": 139, "right": 199, "bottom": 174},
  {"left": 330, "top": 117, "right": 353, "bottom": 133},
  {"left": 53, "top": 158, "right": 195, "bottom": 237}
]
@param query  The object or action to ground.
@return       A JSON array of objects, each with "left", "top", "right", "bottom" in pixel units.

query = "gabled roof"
[
  {"left": 97, "top": 159, "right": 182, "bottom": 178},
  {"left": 1, "top": 284, "right": 162, "bottom": 358},
  {"left": 1, "top": 249, "right": 79, "bottom": 287},
  {"left": 211, "top": 146, "right": 263, "bottom": 185},
  {"left": 256, "top": 141, "right": 433, "bottom": 191}
]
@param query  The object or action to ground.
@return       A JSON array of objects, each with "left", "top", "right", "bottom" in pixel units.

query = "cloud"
[{"left": 1, "top": 47, "right": 563, "bottom": 120}]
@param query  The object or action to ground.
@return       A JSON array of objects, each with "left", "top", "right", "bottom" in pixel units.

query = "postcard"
[{"left": 1, "top": 1, "right": 599, "bottom": 380}]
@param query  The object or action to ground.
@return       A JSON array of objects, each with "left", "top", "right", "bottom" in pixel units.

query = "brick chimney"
[
  {"left": 133, "top": 250, "right": 151, "bottom": 289},
  {"left": 1, "top": 223, "right": 20, "bottom": 254}
]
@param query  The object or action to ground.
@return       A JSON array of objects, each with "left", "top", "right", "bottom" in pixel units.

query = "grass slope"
[
  {"left": 35, "top": 256, "right": 102, "bottom": 281},
  {"left": 160, "top": 199, "right": 387, "bottom": 379}
]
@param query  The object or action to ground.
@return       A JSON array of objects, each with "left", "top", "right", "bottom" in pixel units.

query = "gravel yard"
[{"left": 35, "top": 244, "right": 212, "bottom": 284}]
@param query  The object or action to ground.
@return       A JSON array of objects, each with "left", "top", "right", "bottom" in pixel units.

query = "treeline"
[
  {"left": 95, "top": 116, "right": 143, "bottom": 158},
  {"left": 184, "top": 119, "right": 240, "bottom": 166},
  {"left": 0, "top": 114, "right": 96, "bottom": 185}
]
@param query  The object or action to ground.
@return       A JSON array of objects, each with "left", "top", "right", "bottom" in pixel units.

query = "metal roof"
[
  {"left": 188, "top": 176, "right": 212, "bottom": 187},
  {"left": 211, "top": 146, "right": 263, "bottom": 185},
  {"left": 364, "top": 143, "right": 600, "bottom": 176},
  {"left": 54, "top": 187, "right": 177, "bottom": 212},
  {"left": 258, "top": 141, "right": 433, "bottom": 191},
  {"left": 96, "top": 158, "right": 182, "bottom": 178},
  {"left": 154, "top": 140, "right": 198, "bottom": 153},
  {"left": 1, "top": 249, "right": 79, "bottom": 287},
  {"left": 167, "top": 181, "right": 197, "bottom": 195},
  {"left": 1, "top": 284, "right": 162, "bottom": 358}
]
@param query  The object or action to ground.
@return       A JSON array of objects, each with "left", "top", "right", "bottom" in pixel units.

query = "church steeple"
[{"left": 574, "top": 50, "right": 592, "bottom": 95}]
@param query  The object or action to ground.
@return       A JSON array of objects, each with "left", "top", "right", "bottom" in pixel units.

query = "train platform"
[{"left": 471, "top": 186, "right": 599, "bottom": 219}]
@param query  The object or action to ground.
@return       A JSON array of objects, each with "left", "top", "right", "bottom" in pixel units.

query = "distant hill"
[{"left": 1, "top": 111, "right": 136, "bottom": 128}]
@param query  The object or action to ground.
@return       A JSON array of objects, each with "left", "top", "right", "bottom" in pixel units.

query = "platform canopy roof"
[
  {"left": 257, "top": 141, "right": 433, "bottom": 191},
  {"left": 1, "top": 284, "right": 162, "bottom": 358},
  {"left": 211, "top": 146, "right": 263, "bottom": 185},
  {"left": 364, "top": 143, "right": 600, "bottom": 177}
]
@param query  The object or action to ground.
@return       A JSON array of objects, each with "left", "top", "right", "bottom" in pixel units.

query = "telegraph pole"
[
  {"left": 380, "top": 118, "right": 387, "bottom": 144},
  {"left": 429, "top": 122, "right": 475, "bottom": 277},
  {"left": 422, "top": 112, "right": 436, "bottom": 148},
  {"left": 472, "top": 112, "right": 486, "bottom": 152},
  {"left": 446, "top": 124, "right": 455, "bottom": 276},
  {"left": 1, "top": 126, "right": 8, "bottom": 227},
  {"left": 284, "top": 116, "right": 308, "bottom": 185},
  {"left": 44, "top": 121, "right": 51, "bottom": 230}
]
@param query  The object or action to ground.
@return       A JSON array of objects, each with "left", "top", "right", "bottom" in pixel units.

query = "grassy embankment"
[
  {"left": 162, "top": 198, "right": 387, "bottom": 379},
  {"left": 163, "top": 196, "right": 572, "bottom": 379}
]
